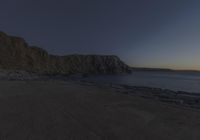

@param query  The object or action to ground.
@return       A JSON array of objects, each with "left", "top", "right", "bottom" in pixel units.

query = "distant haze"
[{"left": 1, "top": 0, "right": 200, "bottom": 70}]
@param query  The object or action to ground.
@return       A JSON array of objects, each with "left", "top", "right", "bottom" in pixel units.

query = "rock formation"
[{"left": 0, "top": 31, "right": 131, "bottom": 74}]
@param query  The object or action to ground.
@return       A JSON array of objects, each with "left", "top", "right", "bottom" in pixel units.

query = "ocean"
[{"left": 83, "top": 71, "right": 200, "bottom": 93}]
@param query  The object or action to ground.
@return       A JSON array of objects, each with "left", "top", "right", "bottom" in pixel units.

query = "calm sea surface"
[{"left": 84, "top": 71, "right": 200, "bottom": 93}]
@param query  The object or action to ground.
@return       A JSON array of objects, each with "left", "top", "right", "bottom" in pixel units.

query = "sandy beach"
[{"left": 0, "top": 81, "right": 199, "bottom": 140}]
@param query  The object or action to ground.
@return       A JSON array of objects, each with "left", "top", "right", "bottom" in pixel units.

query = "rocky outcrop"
[{"left": 0, "top": 32, "right": 131, "bottom": 74}]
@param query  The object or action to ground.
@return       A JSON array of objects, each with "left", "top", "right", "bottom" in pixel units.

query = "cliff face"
[{"left": 0, "top": 32, "right": 131, "bottom": 74}]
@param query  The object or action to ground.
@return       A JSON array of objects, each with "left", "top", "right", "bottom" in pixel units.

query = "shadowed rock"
[{"left": 0, "top": 32, "right": 131, "bottom": 74}]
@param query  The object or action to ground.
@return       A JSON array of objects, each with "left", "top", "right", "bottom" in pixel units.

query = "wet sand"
[{"left": 0, "top": 81, "right": 200, "bottom": 140}]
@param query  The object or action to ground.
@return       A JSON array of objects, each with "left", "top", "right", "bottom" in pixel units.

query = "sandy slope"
[{"left": 0, "top": 81, "right": 199, "bottom": 140}]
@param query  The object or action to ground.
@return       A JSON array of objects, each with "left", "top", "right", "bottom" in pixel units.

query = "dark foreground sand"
[{"left": 0, "top": 81, "right": 200, "bottom": 140}]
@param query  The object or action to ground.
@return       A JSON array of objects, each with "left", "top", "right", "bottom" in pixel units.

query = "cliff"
[{"left": 0, "top": 32, "right": 131, "bottom": 74}]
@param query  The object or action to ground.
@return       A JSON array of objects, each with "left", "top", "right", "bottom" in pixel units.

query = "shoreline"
[
  {"left": 0, "top": 70, "right": 200, "bottom": 109},
  {"left": 77, "top": 80, "right": 200, "bottom": 109}
]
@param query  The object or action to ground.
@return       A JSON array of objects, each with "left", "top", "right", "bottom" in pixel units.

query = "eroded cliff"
[{"left": 0, "top": 32, "right": 131, "bottom": 74}]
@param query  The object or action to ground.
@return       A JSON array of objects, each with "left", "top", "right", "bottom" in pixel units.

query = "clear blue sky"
[{"left": 1, "top": 0, "right": 200, "bottom": 70}]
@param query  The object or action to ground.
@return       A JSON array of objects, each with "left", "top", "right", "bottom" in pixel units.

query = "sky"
[{"left": 0, "top": 0, "right": 200, "bottom": 70}]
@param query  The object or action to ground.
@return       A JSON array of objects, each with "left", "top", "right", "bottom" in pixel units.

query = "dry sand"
[{"left": 0, "top": 81, "right": 199, "bottom": 140}]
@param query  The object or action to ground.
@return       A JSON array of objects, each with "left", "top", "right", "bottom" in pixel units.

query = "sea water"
[{"left": 84, "top": 71, "right": 200, "bottom": 93}]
